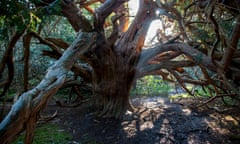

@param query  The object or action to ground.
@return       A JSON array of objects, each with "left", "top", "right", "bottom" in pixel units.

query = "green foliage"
[
  {"left": 169, "top": 84, "right": 216, "bottom": 100},
  {"left": 193, "top": 86, "right": 212, "bottom": 97},
  {"left": 14, "top": 124, "right": 73, "bottom": 144},
  {"left": 0, "top": 0, "right": 65, "bottom": 41},
  {"left": 222, "top": 96, "right": 239, "bottom": 106},
  {"left": 131, "top": 76, "right": 171, "bottom": 97},
  {"left": 43, "top": 16, "right": 76, "bottom": 42}
]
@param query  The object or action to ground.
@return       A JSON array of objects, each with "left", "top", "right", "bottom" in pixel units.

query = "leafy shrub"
[{"left": 131, "top": 75, "right": 171, "bottom": 97}]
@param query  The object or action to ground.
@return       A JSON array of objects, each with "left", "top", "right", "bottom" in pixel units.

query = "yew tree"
[{"left": 0, "top": 0, "right": 240, "bottom": 143}]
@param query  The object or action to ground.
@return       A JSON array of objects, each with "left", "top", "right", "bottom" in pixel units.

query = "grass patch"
[{"left": 14, "top": 123, "right": 73, "bottom": 144}]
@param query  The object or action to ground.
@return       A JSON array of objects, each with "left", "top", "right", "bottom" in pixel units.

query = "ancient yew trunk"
[
  {"left": 0, "top": 0, "right": 240, "bottom": 143},
  {"left": 89, "top": 0, "right": 157, "bottom": 117}
]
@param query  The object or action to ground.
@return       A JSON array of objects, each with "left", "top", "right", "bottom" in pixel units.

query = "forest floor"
[{"left": 41, "top": 96, "right": 240, "bottom": 144}]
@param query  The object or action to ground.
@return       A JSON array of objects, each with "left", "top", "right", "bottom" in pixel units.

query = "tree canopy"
[{"left": 0, "top": 0, "right": 240, "bottom": 143}]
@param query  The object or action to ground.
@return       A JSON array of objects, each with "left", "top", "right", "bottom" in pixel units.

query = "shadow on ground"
[{"left": 44, "top": 97, "right": 240, "bottom": 144}]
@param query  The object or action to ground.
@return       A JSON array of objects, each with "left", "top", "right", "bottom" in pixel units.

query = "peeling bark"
[
  {"left": 138, "top": 43, "right": 216, "bottom": 73},
  {"left": 137, "top": 60, "right": 195, "bottom": 78},
  {"left": 0, "top": 32, "right": 96, "bottom": 143},
  {"left": 89, "top": 0, "right": 157, "bottom": 118},
  {"left": 1, "top": 0, "right": 239, "bottom": 143}
]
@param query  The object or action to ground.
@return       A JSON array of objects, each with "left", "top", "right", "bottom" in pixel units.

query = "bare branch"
[
  {"left": 23, "top": 33, "right": 32, "bottom": 91},
  {"left": 221, "top": 16, "right": 240, "bottom": 70},
  {"left": 94, "top": 0, "right": 128, "bottom": 32},
  {"left": 157, "top": 1, "right": 190, "bottom": 41},
  {"left": 136, "top": 60, "right": 195, "bottom": 78},
  {"left": 107, "top": 14, "right": 121, "bottom": 46},
  {"left": 45, "top": 37, "right": 69, "bottom": 49},
  {"left": 0, "top": 32, "right": 97, "bottom": 143},
  {"left": 138, "top": 43, "right": 216, "bottom": 72},
  {"left": 42, "top": 50, "right": 92, "bottom": 82},
  {"left": 30, "top": 31, "right": 63, "bottom": 55},
  {"left": 61, "top": 0, "right": 93, "bottom": 32},
  {"left": 0, "top": 31, "right": 25, "bottom": 97},
  {"left": 116, "top": 0, "right": 157, "bottom": 54},
  {"left": 180, "top": 78, "right": 208, "bottom": 85},
  {"left": 150, "top": 51, "right": 181, "bottom": 63},
  {"left": 170, "top": 70, "right": 194, "bottom": 96},
  {"left": 197, "top": 93, "right": 238, "bottom": 107}
]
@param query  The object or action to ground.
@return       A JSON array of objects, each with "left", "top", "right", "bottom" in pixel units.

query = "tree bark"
[
  {"left": 0, "top": 32, "right": 96, "bottom": 144},
  {"left": 23, "top": 33, "right": 32, "bottom": 92},
  {"left": 89, "top": 0, "right": 156, "bottom": 118},
  {"left": 221, "top": 16, "right": 240, "bottom": 70},
  {"left": 0, "top": 30, "right": 25, "bottom": 97},
  {"left": 92, "top": 51, "right": 135, "bottom": 118},
  {"left": 61, "top": 0, "right": 93, "bottom": 32},
  {"left": 138, "top": 43, "right": 217, "bottom": 73}
]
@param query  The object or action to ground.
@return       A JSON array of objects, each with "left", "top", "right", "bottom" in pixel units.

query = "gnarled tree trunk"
[
  {"left": 2, "top": 0, "right": 233, "bottom": 143},
  {"left": 92, "top": 51, "right": 136, "bottom": 118},
  {"left": 0, "top": 32, "right": 96, "bottom": 144},
  {"left": 85, "top": 0, "right": 157, "bottom": 118}
]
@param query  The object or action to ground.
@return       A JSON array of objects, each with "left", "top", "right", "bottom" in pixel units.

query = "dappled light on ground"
[
  {"left": 126, "top": 97, "right": 215, "bottom": 144},
  {"left": 38, "top": 96, "right": 240, "bottom": 144}
]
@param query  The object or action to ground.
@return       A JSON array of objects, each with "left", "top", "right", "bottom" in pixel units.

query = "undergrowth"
[{"left": 14, "top": 124, "right": 73, "bottom": 144}]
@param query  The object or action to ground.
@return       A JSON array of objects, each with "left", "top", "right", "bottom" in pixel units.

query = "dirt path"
[{"left": 44, "top": 96, "right": 240, "bottom": 144}]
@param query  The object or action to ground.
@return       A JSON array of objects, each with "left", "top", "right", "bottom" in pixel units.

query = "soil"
[{"left": 42, "top": 96, "right": 240, "bottom": 144}]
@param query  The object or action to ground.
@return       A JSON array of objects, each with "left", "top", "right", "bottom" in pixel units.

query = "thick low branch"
[
  {"left": 0, "top": 32, "right": 96, "bottom": 143},
  {"left": 136, "top": 60, "right": 195, "bottom": 78},
  {"left": 138, "top": 43, "right": 217, "bottom": 72},
  {"left": 150, "top": 51, "right": 181, "bottom": 63},
  {"left": 42, "top": 50, "right": 92, "bottom": 82}
]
